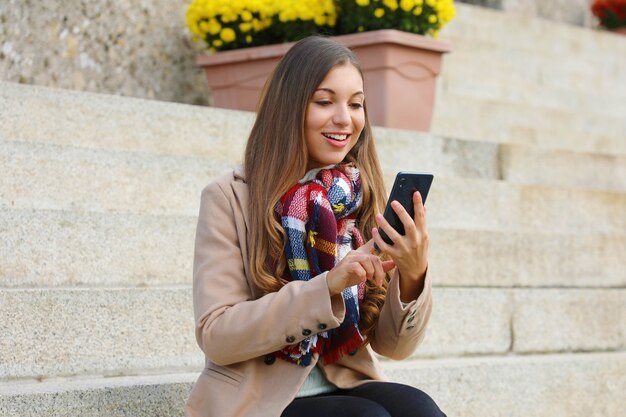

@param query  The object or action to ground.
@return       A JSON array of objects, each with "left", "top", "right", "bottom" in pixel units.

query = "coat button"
[
  {"left": 318, "top": 323, "right": 327, "bottom": 330},
  {"left": 302, "top": 329, "right": 312, "bottom": 336},
  {"left": 264, "top": 355, "right": 276, "bottom": 365},
  {"left": 286, "top": 335, "right": 296, "bottom": 343}
]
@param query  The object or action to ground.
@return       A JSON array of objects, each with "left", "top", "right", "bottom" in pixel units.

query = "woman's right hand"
[{"left": 326, "top": 239, "right": 395, "bottom": 296}]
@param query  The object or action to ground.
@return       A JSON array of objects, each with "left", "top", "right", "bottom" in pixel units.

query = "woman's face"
[{"left": 304, "top": 63, "right": 365, "bottom": 170}]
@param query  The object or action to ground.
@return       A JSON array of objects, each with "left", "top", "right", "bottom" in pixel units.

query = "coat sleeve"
[
  {"left": 192, "top": 181, "right": 346, "bottom": 366},
  {"left": 369, "top": 268, "right": 433, "bottom": 360}
]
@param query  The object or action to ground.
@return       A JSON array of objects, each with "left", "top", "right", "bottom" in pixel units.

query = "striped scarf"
[{"left": 272, "top": 164, "right": 365, "bottom": 366}]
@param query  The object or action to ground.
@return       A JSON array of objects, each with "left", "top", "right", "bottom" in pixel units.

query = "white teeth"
[{"left": 324, "top": 133, "right": 348, "bottom": 141}]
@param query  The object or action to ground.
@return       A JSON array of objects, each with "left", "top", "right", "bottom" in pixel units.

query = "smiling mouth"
[{"left": 323, "top": 133, "right": 350, "bottom": 141}]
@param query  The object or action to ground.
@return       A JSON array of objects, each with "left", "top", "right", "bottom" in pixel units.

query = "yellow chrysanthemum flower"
[
  {"left": 185, "top": 0, "right": 454, "bottom": 52},
  {"left": 382, "top": 0, "right": 398, "bottom": 11},
  {"left": 400, "top": 0, "right": 414, "bottom": 12},
  {"left": 199, "top": 21, "right": 211, "bottom": 33},
  {"left": 220, "top": 27, "right": 236, "bottom": 42},
  {"left": 252, "top": 19, "right": 265, "bottom": 31},
  {"left": 207, "top": 19, "right": 221, "bottom": 35}
]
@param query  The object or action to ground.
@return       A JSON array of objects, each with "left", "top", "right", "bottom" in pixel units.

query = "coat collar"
[
  {"left": 233, "top": 164, "right": 245, "bottom": 182},
  {"left": 230, "top": 165, "right": 249, "bottom": 233}
]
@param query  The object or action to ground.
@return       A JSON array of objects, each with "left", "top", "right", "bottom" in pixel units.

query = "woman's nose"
[{"left": 332, "top": 105, "right": 351, "bottom": 126}]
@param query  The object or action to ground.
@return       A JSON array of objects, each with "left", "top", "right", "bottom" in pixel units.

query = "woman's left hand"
[{"left": 372, "top": 191, "right": 429, "bottom": 302}]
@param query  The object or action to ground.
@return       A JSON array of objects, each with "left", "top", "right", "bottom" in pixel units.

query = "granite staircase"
[{"left": 1, "top": 3, "right": 625, "bottom": 416}]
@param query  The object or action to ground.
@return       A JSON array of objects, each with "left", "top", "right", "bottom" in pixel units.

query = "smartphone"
[{"left": 378, "top": 172, "right": 433, "bottom": 246}]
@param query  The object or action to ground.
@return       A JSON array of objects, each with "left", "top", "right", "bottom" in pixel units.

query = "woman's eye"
[
  {"left": 315, "top": 100, "right": 332, "bottom": 106},
  {"left": 350, "top": 103, "right": 364, "bottom": 109}
]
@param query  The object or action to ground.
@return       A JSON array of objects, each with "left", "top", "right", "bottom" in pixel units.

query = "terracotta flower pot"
[{"left": 197, "top": 30, "right": 452, "bottom": 132}]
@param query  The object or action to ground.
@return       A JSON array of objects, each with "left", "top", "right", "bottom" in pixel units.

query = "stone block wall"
[{"left": 0, "top": 0, "right": 210, "bottom": 106}]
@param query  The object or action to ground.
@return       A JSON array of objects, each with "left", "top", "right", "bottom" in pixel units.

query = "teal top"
[{"left": 296, "top": 365, "right": 337, "bottom": 397}]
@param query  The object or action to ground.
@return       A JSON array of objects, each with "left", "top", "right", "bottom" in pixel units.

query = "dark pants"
[{"left": 281, "top": 381, "right": 447, "bottom": 417}]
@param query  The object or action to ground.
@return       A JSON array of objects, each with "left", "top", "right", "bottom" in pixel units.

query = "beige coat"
[{"left": 185, "top": 168, "right": 433, "bottom": 417}]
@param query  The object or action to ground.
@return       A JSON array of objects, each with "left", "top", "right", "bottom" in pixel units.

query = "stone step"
[
  {"left": 496, "top": 144, "right": 626, "bottom": 192},
  {"left": 4, "top": 80, "right": 625, "bottom": 163},
  {"left": 385, "top": 352, "right": 626, "bottom": 417},
  {"left": 441, "top": 3, "right": 626, "bottom": 61},
  {"left": 2, "top": 352, "right": 624, "bottom": 417},
  {"left": 439, "top": 37, "right": 626, "bottom": 99},
  {"left": 1, "top": 287, "right": 623, "bottom": 380},
  {"left": 1, "top": 209, "right": 623, "bottom": 288},
  {"left": 431, "top": 228, "right": 625, "bottom": 288},
  {"left": 432, "top": 94, "right": 626, "bottom": 155},
  {"left": 0, "top": 209, "right": 196, "bottom": 287},
  {"left": 376, "top": 132, "right": 626, "bottom": 192},
  {"left": 3, "top": 140, "right": 626, "bottom": 217},
  {"left": 3, "top": 140, "right": 626, "bottom": 233},
  {"left": 422, "top": 288, "right": 626, "bottom": 358},
  {"left": 426, "top": 178, "right": 626, "bottom": 235},
  {"left": 0, "top": 139, "right": 227, "bottom": 217},
  {"left": 0, "top": 81, "right": 253, "bottom": 158},
  {"left": 0, "top": 373, "right": 195, "bottom": 417},
  {"left": 0, "top": 287, "right": 199, "bottom": 380},
  {"left": 440, "top": 62, "right": 626, "bottom": 118}
]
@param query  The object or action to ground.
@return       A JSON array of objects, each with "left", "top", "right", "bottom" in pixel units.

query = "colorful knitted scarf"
[{"left": 272, "top": 164, "right": 366, "bottom": 367}]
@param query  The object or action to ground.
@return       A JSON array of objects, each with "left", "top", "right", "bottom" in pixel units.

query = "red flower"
[{"left": 592, "top": 0, "right": 626, "bottom": 29}]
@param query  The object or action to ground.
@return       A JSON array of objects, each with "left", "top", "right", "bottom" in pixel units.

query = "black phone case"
[{"left": 379, "top": 172, "right": 433, "bottom": 245}]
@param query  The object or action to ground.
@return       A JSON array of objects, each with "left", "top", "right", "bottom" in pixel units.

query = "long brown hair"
[{"left": 243, "top": 36, "right": 388, "bottom": 343}]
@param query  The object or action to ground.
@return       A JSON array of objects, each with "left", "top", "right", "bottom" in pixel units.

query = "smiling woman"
[
  {"left": 186, "top": 36, "right": 445, "bottom": 417},
  {"left": 305, "top": 64, "right": 365, "bottom": 169}
]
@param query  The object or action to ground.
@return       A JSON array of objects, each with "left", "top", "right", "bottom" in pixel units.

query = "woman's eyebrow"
[{"left": 314, "top": 87, "right": 365, "bottom": 97}]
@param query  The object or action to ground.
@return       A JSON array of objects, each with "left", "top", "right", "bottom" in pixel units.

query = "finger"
[
  {"left": 413, "top": 191, "right": 426, "bottom": 228},
  {"left": 350, "top": 255, "right": 374, "bottom": 279},
  {"left": 347, "top": 262, "right": 366, "bottom": 283},
  {"left": 357, "top": 238, "right": 376, "bottom": 254},
  {"left": 375, "top": 213, "right": 402, "bottom": 244},
  {"left": 370, "top": 256, "right": 385, "bottom": 287},
  {"left": 381, "top": 259, "right": 396, "bottom": 273},
  {"left": 372, "top": 227, "right": 396, "bottom": 257},
  {"left": 391, "top": 200, "right": 417, "bottom": 240},
  {"left": 359, "top": 256, "right": 376, "bottom": 281}
]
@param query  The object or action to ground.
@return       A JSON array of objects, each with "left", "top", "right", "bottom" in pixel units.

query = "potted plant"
[
  {"left": 591, "top": 0, "right": 626, "bottom": 34},
  {"left": 186, "top": 0, "right": 456, "bottom": 132}
]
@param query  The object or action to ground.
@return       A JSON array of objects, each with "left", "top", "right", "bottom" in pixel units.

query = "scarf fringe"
[{"left": 321, "top": 326, "right": 364, "bottom": 365}]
